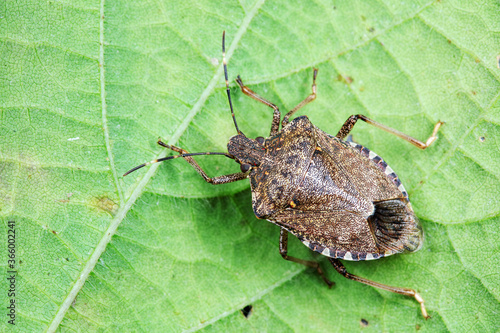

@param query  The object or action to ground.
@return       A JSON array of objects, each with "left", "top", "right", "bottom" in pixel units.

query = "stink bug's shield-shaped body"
[
  {"left": 124, "top": 32, "right": 443, "bottom": 319},
  {"left": 248, "top": 116, "right": 422, "bottom": 260}
]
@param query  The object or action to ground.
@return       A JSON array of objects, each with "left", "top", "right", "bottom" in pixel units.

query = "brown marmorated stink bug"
[{"left": 124, "top": 32, "right": 443, "bottom": 319}]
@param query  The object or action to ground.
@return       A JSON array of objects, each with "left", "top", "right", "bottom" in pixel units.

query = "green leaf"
[{"left": 1, "top": 0, "right": 499, "bottom": 332}]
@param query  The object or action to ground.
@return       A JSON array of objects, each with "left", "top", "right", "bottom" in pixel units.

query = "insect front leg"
[
  {"left": 157, "top": 140, "right": 247, "bottom": 184},
  {"left": 336, "top": 114, "right": 443, "bottom": 149},
  {"left": 235, "top": 76, "right": 281, "bottom": 136},
  {"left": 279, "top": 228, "right": 334, "bottom": 288},
  {"left": 329, "top": 258, "right": 429, "bottom": 319},
  {"left": 282, "top": 68, "right": 318, "bottom": 127}
]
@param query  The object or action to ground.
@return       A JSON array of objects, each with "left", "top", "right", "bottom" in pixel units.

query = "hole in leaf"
[{"left": 241, "top": 305, "right": 252, "bottom": 318}]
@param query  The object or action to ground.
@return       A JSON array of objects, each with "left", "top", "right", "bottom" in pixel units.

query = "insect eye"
[
  {"left": 255, "top": 136, "right": 265, "bottom": 144},
  {"left": 240, "top": 163, "right": 252, "bottom": 173}
]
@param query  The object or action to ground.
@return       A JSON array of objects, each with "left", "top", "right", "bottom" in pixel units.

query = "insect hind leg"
[
  {"left": 279, "top": 228, "right": 334, "bottom": 288},
  {"left": 329, "top": 258, "right": 429, "bottom": 319}
]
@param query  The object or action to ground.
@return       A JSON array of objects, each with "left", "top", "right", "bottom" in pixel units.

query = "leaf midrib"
[{"left": 44, "top": 0, "right": 267, "bottom": 331}]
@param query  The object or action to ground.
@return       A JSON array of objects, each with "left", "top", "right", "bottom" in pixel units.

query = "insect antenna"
[
  {"left": 123, "top": 151, "right": 235, "bottom": 177},
  {"left": 222, "top": 31, "right": 245, "bottom": 137},
  {"left": 124, "top": 32, "right": 243, "bottom": 178}
]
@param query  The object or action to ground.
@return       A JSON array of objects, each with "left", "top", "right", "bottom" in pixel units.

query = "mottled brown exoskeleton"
[{"left": 124, "top": 32, "right": 443, "bottom": 319}]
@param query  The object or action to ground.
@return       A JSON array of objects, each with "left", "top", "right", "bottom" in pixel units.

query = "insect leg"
[
  {"left": 123, "top": 141, "right": 246, "bottom": 184},
  {"left": 279, "top": 228, "right": 334, "bottom": 288},
  {"left": 156, "top": 140, "right": 247, "bottom": 184},
  {"left": 282, "top": 68, "right": 318, "bottom": 127},
  {"left": 329, "top": 258, "right": 429, "bottom": 319},
  {"left": 235, "top": 76, "right": 281, "bottom": 136},
  {"left": 336, "top": 114, "right": 443, "bottom": 149}
]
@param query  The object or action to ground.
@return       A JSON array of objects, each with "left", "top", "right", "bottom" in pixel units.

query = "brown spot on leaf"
[
  {"left": 91, "top": 196, "right": 119, "bottom": 215},
  {"left": 337, "top": 74, "right": 353, "bottom": 84}
]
